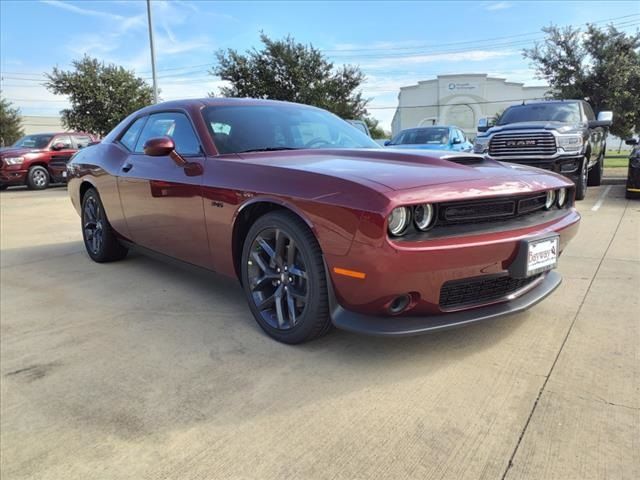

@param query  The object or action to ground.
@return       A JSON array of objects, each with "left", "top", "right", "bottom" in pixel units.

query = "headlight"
[
  {"left": 557, "top": 135, "right": 583, "bottom": 151},
  {"left": 414, "top": 203, "right": 435, "bottom": 231},
  {"left": 545, "top": 190, "right": 556, "bottom": 209},
  {"left": 557, "top": 188, "right": 567, "bottom": 207},
  {"left": 3, "top": 156, "right": 24, "bottom": 165},
  {"left": 388, "top": 207, "right": 410, "bottom": 236},
  {"left": 474, "top": 137, "right": 489, "bottom": 153}
]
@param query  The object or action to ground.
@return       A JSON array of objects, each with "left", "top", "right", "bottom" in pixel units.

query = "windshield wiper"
[{"left": 237, "top": 147, "right": 302, "bottom": 153}]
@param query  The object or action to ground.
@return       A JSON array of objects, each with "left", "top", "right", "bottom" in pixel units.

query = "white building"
[
  {"left": 391, "top": 74, "right": 549, "bottom": 138},
  {"left": 20, "top": 115, "right": 63, "bottom": 135}
]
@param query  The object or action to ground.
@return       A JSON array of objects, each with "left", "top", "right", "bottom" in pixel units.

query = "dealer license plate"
[
  {"left": 62, "top": 171, "right": 67, "bottom": 178},
  {"left": 526, "top": 236, "right": 558, "bottom": 276}
]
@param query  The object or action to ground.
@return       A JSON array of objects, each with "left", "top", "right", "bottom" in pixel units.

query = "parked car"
[
  {"left": 0, "top": 132, "right": 96, "bottom": 190},
  {"left": 67, "top": 98, "right": 580, "bottom": 344},
  {"left": 625, "top": 137, "right": 640, "bottom": 199},
  {"left": 346, "top": 119, "right": 371, "bottom": 137},
  {"left": 474, "top": 100, "right": 612, "bottom": 200},
  {"left": 385, "top": 126, "right": 473, "bottom": 152}
]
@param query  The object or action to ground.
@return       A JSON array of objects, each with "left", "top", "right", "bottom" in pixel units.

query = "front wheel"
[
  {"left": 574, "top": 158, "right": 588, "bottom": 201},
  {"left": 241, "top": 210, "right": 332, "bottom": 344},
  {"left": 27, "top": 166, "right": 49, "bottom": 190},
  {"left": 81, "top": 188, "right": 128, "bottom": 262}
]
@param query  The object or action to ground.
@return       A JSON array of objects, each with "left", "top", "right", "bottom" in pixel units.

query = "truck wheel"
[
  {"left": 574, "top": 158, "right": 588, "bottom": 201},
  {"left": 81, "top": 188, "right": 128, "bottom": 262},
  {"left": 27, "top": 166, "right": 50, "bottom": 190},
  {"left": 241, "top": 210, "right": 332, "bottom": 344},
  {"left": 587, "top": 153, "right": 603, "bottom": 186}
]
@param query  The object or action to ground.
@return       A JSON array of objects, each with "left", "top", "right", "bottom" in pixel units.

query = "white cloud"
[
  {"left": 41, "top": 0, "right": 126, "bottom": 21},
  {"left": 484, "top": 2, "right": 512, "bottom": 11},
  {"left": 357, "top": 50, "right": 515, "bottom": 70}
]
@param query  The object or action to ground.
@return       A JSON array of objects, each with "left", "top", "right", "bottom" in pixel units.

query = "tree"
[
  {"left": 524, "top": 24, "right": 640, "bottom": 138},
  {"left": 46, "top": 56, "right": 154, "bottom": 137},
  {"left": 0, "top": 95, "right": 24, "bottom": 146},
  {"left": 212, "top": 33, "right": 381, "bottom": 128}
]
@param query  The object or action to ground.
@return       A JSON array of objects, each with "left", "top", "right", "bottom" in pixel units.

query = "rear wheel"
[
  {"left": 241, "top": 211, "right": 332, "bottom": 344},
  {"left": 27, "top": 166, "right": 49, "bottom": 190},
  {"left": 574, "top": 158, "right": 588, "bottom": 201},
  {"left": 81, "top": 188, "right": 128, "bottom": 262},
  {"left": 587, "top": 152, "right": 603, "bottom": 186}
]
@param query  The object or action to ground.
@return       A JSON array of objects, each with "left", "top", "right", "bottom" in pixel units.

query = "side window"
[
  {"left": 53, "top": 135, "right": 72, "bottom": 149},
  {"left": 135, "top": 112, "right": 201, "bottom": 155},
  {"left": 457, "top": 129, "right": 466, "bottom": 142},
  {"left": 72, "top": 135, "right": 92, "bottom": 149},
  {"left": 119, "top": 117, "right": 147, "bottom": 151},
  {"left": 583, "top": 102, "right": 595, "bottom": 121}
]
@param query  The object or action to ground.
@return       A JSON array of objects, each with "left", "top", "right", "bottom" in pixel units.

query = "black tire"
[
  {"left": 241, "top": 210, "right": 332, "bottom": 344},
  {"left": 626, "top": 189, "right": 640, "bottom": 200},
  {"left": 574, "top": 158, "right": 588, "bottom": 201},
  {"left": 27, "top": 166, "right": 49, "bottom": 190},
  {"left": 587, "top": 153, "right": 603, "bottom": 186},
  {"left": 81, "top": 188, "right": 128, "bottom": 262}
]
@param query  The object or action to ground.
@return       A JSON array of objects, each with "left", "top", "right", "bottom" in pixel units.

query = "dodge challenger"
[{"left": 67, "top": 98, "right": 580, "bottom": 343}]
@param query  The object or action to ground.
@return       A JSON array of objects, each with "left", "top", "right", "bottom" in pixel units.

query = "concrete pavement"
[{"left": 1, "top": 184, "right": 638, "bottom": 480}]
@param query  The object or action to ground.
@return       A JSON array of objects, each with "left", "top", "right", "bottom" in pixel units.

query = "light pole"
[{"left": 146, "top": 0, "right": 158, "bottom": 103}]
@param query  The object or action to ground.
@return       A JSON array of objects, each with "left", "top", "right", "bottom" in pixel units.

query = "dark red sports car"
[{"left": 67, "top": 98, "right": 580, "bottom": 343}]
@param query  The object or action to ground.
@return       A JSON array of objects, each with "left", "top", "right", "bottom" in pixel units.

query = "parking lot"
[{"left": 0, "top": 185, "right": 638, "bottom": 479}]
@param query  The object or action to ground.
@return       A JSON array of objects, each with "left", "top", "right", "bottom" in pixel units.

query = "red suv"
[{"left": 0, "top": 132, "right": 96, "bottom": 190}]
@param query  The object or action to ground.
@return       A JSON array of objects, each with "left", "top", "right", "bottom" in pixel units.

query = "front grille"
[
  {"left": 440, "top": 274, "right": 543, "bottom": 309},
  {"left": 438, "top": 192, "right": 548, "bottom": 225},
  {"left": 489, "top": 132, "right": 557, "bottom": 157}
]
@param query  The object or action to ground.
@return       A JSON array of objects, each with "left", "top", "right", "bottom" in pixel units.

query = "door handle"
[{"left": 122, "top": 162, "right": 133, "bottom": 173}]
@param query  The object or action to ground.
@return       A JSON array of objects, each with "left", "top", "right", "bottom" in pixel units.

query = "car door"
[
  {"left": 583, "top": 102, "right": 602, "bottom": 164},
  {"left": 49, "top": 134, "right": 76, "bottom": 164},
  {"left": 116, "top": 111, "right": 212, "bottom": 268}
]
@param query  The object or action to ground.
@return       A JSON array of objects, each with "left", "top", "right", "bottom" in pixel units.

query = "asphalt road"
[{"left": 1, "top": 185, "right": 638, "bottom": 480}]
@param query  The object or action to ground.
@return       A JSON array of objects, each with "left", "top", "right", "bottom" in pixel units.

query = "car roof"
[
  {"left": 519, "top": 99, "right": 581, "bottom": 105},
  {"left": 399, "top": 126, "right": 454, "bottom": 132},
  {"left": 138, "top": 97, "right": 325, "bottom": 113}
]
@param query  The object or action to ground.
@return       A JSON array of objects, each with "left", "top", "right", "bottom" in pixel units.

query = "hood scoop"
[{"left": 442, "top": 155, "right": 485, "bottom": 165}]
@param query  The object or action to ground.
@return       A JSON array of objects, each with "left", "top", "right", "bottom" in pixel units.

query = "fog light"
[{"left": 545, "top": 190, "right": 556, "bottom": 209}]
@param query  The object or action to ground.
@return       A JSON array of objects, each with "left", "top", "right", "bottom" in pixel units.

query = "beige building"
[
  {"left": 391, "top": 74, "right": 549, "bottom": 138},
  {"left": 20, "top": 115, "right": 64, "bottom": 135}
]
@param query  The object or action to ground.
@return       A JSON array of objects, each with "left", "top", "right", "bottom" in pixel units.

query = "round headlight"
[
  {"left": 545, "top": 190, "right": 556, "bottom": 209},
  {"left": 557, "top": 188, "right": 567, "bottom": 208},
  {"left": 414, "top": 203, "right": 435, "bottom": 231},
  {"left": 388, "top": 207, "right": 410, "bottom": 236}
]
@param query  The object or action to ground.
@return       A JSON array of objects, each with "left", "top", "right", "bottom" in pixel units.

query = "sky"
[{"left": 1, "top": 0, "right": 639, "bottom": 130}]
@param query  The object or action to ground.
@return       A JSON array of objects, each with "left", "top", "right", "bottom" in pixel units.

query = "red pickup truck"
[{"left": 0, "top": 132, "right": 96, "bottom": 190}]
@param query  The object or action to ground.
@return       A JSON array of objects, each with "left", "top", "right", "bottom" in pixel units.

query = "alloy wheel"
[
  {"left": 83, "top": 195, "right": 104, "bottom": 255},
  {"left": 247, "top": 228, "right": 309, "bottom": 330},
  {"left": 32, "top": 170, "right": 47, "bottom": 187}
]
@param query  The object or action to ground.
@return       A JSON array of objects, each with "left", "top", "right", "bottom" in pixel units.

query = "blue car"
[{"left": 384, "top": 126, "right": 473, "bottom": 152}]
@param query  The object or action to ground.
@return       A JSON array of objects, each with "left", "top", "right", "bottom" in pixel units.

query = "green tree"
[
  {"left": 0, "top": 95, "right": 24, "bottom": 147},
  {"left": 524, "top": 24, "right": 640, "bottom": 138},
  {"left": 46, "top": 56, "right": 154, "bottom": 137},
  {"left": 212, "top": 33, "right": 382, "bottom": 129}
]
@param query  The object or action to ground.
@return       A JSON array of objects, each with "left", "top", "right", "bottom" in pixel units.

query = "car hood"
[
  {"left": 236, "top": 148, "right": 565, "bottom": 192},
  {"left": 484, "top": 121, "right": 583, "bottom": 136},
  {"left": 0, "top": 147, "right": 42, "bottom": 157},
  {"left": 386, "top": 144, "right": 452, "bottom": 151}
]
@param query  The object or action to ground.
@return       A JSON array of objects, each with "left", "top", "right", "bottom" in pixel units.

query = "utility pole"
[{"left": 146, "top": 0, "right": 158, "bottom": 103}]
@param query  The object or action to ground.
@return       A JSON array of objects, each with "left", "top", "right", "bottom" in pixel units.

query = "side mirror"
[
  {"left": 451, "top": 137, "right": 462, "bottom": 145},
  {"left": 384, "top": 140, "right": 392, "bottom": 146},
  {"left": 625, "top": 138, "right": 639, "bottom": 146},
  {"left": 143, "top": 136, "right": 187, "bottom": 167},
  {"left": 51, "top": 142, "right": 66, "bottom": 151},
  {"left": 597, "top": 111, "right": 613, "bottom": 123},
  {"left": 478, "top": 117, "right": 495, "bottom": 133},
  {"left": 144, "top": 136, "right": 176, "bottom": 156}
]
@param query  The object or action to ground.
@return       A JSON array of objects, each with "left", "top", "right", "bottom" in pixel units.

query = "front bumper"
[
  {"left": 486, "top": 154, "right": 584, "bottom": 175},
  {"left": 330, "top": 270, "right": 561, "bottom": 336},
  {"left": 0, "top": 169, "right": 28, "bottom": 186}
]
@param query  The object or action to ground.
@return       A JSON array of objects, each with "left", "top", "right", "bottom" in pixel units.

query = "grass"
[{"left": 604, "top": 151, "right": 630, "bottom": 168}]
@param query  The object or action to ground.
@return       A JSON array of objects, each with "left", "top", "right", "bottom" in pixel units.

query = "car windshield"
[
  {"left": 498, "top": 103, "right": 581, "bottom": 125},
  {"left": 203, "top": 104, "right": 379, "bottom": 154},
  {"left": 12, "top": 134, "right": 54, "bottom": 149},
  {"left": 393, "top": 128, "right": 450, "bottom": 145}
]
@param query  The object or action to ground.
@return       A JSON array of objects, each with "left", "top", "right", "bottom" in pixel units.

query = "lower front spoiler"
[{"left": 330, "top": 271, "right": 562, "bottom": 337}]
